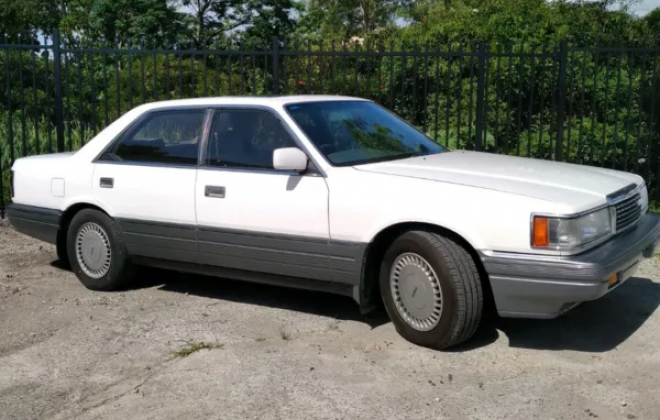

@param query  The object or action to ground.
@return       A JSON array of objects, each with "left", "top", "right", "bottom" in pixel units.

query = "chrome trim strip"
[
  {"left": 92, "top": 160, "right": 198, "bottom": 170},
  {"left": 607, "top": 183, "right": 638, "bottom": 204},
  {"left": 197, "top": 165, "right": 302, "bottom": 177},
  {"left": 198, "top": 108, "right": 214, "bottom": 166}
]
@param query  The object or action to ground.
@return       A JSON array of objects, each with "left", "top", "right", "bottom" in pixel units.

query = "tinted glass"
[
  {"left": 207, "top": 109, "right": 297, "bottom": 169},
  {"left": 285, "top": 101, "right": 447, "bottom": 166},
  {"left": 109, "top": 110, "right": 205, "bottom": 165}
]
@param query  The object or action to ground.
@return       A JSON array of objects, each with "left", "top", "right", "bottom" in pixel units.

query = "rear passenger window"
[{"left": 106, "top": 110, "right": 206, "bottom": 165}]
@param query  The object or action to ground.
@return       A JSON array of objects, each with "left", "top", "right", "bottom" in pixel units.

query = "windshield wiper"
[{"left": 346, "top": 152, "right": 423, "bottom": 166}]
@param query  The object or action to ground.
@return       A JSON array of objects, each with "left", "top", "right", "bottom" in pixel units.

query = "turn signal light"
[
  {"left": 608, "top": 273, "right": 618, "bottom": 286},
  {"left": 532, "top": 217, "right": 549, "bottom": 247}
]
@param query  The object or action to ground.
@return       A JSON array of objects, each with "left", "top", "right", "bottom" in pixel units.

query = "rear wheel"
[
  {"left": 380, "top": 231, "right": 483, "bottom": 350},
  {"left": 56, "top": 234, "right": 71, "bottom": 270},
  {"left": 66, "top": 209, "right": 135, "bottom": 291}
]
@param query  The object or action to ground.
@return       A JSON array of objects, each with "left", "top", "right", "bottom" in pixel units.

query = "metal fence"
[{"left": 2, "top": 31, "right": 660, "bottom": 215}]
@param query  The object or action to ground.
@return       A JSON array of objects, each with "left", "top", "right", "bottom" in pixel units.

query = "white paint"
[
  {"left": 355, "top": 150, "right": 642, "bottom": 213},
  {"left": 195, "top": 168, "right": 329, "bottom": 238},
  {"left": 10, "top": 95, "right": 646, "bottom": 258},
  {"left": 273, "top": 147, "right": 308, "bottom": 171},
  {"left": 50, "top": 178, "right": 65, "bottom": 197},
  {"left": 92, "top": 164, "right": 198, "bottom": 225}
]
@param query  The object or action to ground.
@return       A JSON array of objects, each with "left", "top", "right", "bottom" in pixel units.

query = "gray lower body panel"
[
  {"left": 482, "top": 212, "right": 660, "bottom": 319},
  {"left": 118, "top": 219, "right": 366, "bottom": 287},
  {"left": 6, "top": 206, "right": 365, "bottom": 300},
  {"left": 120, "top": 219, "right": 198, "bottom": 263},
  {"left": 6, "top": 204, "right": 62, "bottom": 245}
]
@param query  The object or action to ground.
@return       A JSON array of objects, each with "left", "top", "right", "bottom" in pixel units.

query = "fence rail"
[{"left": 2, "top": 31, "right": 660, "bottom": 215}]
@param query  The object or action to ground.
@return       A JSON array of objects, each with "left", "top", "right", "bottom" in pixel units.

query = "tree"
[
  {"left": 178, "top": 0, "right": 301, "bottom": 48},
  {"left": 300, "top": 0, "right": 407, "bottom": 39},
  {"left": 91, "top": 0, "right": 183, "bottom": 46},
  {"left": 642, "top": 7, "right": 660, "bottom": 34},
  {"left": 240, "top": 0, "right": 303, "bottom": 43},
  {"left": 0, "top": 0, "right": 72, "bottom": 37},
  {"left": 397, "top": 0, "right": 644, "bottom": 45}
]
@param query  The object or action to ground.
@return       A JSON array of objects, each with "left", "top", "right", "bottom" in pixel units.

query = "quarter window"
[
  {"left": 104, "top": 110, "right": 206, "bottom": 165},
  {"left": 207, "top": 109, "right": 297, "bottom": 169}
]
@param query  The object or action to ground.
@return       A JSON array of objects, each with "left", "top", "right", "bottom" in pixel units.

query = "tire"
[
  {"left": 379, "top": 231, "right": 483, "bottom": 350},
  {"left": 56, "top": 233, "right": 71, "bottom": 270},
  {"left": 66, "top": 209, "right": 135, "bottom": 291}
]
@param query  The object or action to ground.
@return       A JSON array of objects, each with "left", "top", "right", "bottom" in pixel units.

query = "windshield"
[{"left": 284, "top": 101, "right": 448, "bottom": 166}]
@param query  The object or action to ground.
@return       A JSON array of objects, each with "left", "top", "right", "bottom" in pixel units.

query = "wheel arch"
[
  {"left": 56, "top": 202, "right": 113, "bottom": 265},
  {"left": 358, "top": 221, "right": 494, "bottom": 314}
]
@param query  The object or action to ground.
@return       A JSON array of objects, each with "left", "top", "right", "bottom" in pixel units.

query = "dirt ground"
[{"left": 1, "top": 222, "right": 660, "bottom": 420}]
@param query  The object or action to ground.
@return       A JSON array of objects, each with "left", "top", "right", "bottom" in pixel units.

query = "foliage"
[
  {"left": 4, "top": 0, "right": 660, "bottom": 205},
  {"left": 176, "top": 0, "right": 302, "bottom": 47},
  {"left": 298, "top": 0, "right": 409, "bottom": 40},
  {"left": 397, "top": 0, "right": 645, "bottom": 45},
  {"left": 91, "top": 0, "right": 183, "bottom": 45}
]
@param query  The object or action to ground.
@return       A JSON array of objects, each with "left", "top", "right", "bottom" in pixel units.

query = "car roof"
[{"left": 134, "top": 95, "right": 370, "bottom": 111}]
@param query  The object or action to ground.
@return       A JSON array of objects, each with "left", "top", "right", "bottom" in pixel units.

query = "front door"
[
  {"left": 93, "top": 108, "right": 206, "bottom": 262},
  {"left": 194, "top": 107, "right": 333, "bottom": 281}
]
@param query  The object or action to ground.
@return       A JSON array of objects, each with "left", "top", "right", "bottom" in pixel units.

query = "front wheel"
[
  {"left": 380, "top": 231, "right": 483, "bottom": 350},
  {"left": 66, "top": 209, "right": 135, "bottom": 291}
]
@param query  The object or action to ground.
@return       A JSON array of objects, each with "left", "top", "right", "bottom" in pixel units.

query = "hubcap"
[
  {"left": 76, "top": 222, "right": 112, "bottom": 278},
  {"left": 390, "top": 253, "right": 443, "bottom": 331}
]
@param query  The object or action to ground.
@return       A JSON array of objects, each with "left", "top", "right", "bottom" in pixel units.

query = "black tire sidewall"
[
  {"left": 66, "top": 209, "right": 131, "bottom": 291},
  {"left": 380, "top": 232, "right": 460, "bottom": 348}
]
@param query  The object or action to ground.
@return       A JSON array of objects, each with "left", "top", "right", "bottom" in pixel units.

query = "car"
[{"left": 7, "top": 95, "right": 660, "bottom": 349}]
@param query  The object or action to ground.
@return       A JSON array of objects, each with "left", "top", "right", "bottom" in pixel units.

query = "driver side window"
[{"left": 207, "top": 109, "right": 297, "bottom": 169}]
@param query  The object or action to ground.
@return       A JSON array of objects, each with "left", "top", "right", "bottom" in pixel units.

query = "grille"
[{"left": 615, "top": 192, "right": 642, "bottom": 232}]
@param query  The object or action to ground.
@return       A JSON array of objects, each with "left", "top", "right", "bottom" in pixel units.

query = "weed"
[{"left": 171, "top": 341, "right": 224, "bottom": 358}]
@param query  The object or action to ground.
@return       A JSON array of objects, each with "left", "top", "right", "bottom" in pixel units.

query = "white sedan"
[{"left": 7, "top": 95, "right": 660, "bottom": 349}]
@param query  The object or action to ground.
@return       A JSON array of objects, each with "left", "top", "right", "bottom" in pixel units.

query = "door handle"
[
  {"left": 205, "top": 185, "right": 225, "bottom": 198},
  {"left": 100, "top": 177, "right": 114, "bottom": 188}
]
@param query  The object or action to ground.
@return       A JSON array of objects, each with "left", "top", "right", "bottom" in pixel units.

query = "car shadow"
[
  {"left": 132, "top": 267, "right": 390, "bottom": 329},
  {"left": 63, "top": 261, "right": 660, "bottom": 352},
  {"left": 492, "top": 277, "right": 660, "bottom": 352}
]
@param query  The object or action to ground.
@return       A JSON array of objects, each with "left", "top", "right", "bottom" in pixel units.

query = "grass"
[{"left": 171, "top": 341, "right": 224, "bottom": 358}]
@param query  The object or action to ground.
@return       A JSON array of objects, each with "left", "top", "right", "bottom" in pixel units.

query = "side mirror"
[{"left": 273, "top": 147, "right": 308, "bottom": 172}]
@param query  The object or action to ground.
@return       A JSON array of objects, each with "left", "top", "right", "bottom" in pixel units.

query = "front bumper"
[{"left": 482, "top": 212, "right": 660, "bottom": 319}]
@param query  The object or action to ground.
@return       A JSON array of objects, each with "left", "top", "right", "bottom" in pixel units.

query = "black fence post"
[
  {"left": 474, "top": 42, "right": 487, "bottom": 151},
  {"left": 555, "top": 40, "right": 568, "bottom": 161},
  {"left": 52, "top": 30, "right": 65, "bottom": 153},
  {"left": 272, "top": 37, "right": 280, "bottom": 95}
]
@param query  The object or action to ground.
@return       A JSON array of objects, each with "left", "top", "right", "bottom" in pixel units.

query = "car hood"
[{"left": 354, "top": 150, "right": 642, "bottom": 212}]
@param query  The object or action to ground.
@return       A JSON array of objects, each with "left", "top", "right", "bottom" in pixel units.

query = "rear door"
[{"left": 93, "top": 108, "right": 207, "bottom": 262}]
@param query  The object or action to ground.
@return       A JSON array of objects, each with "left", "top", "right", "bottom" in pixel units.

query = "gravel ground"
[{"left": 1, "top": 222, "right": 660, "bottom": 420}]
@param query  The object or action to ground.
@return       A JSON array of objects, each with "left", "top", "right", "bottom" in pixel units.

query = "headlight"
[
  {"left": 640, "top": 183, "right": 649, "bottom": 213},
  {"left": 532, "top": 207, "right": 613, "bottom": 251}
]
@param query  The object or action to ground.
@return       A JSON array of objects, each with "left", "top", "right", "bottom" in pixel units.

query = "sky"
[{"left": 632, "top": 0, "right": 660, "bottom": 15}]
